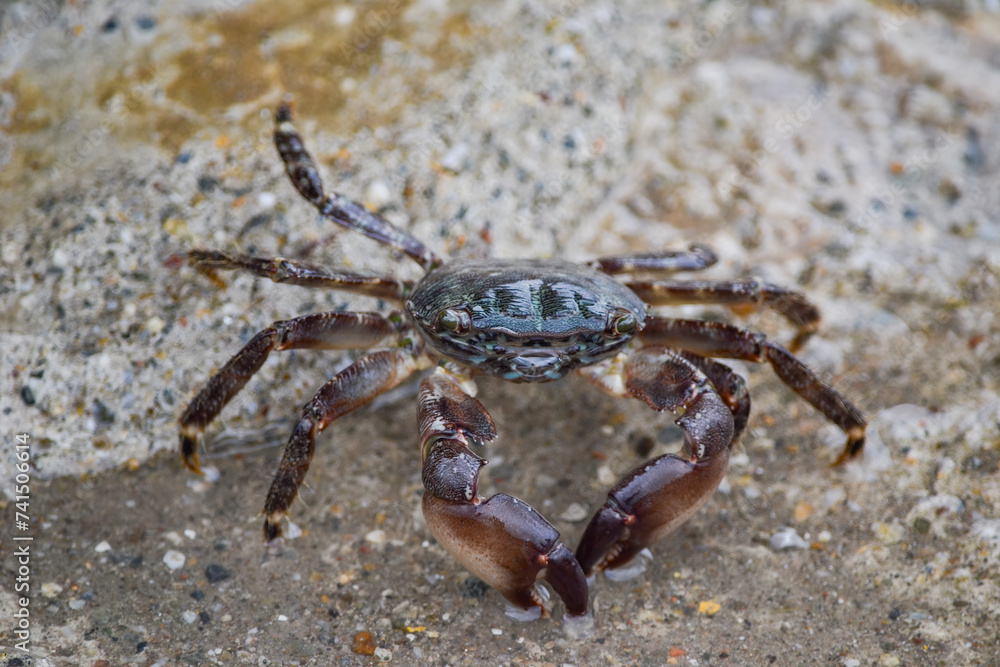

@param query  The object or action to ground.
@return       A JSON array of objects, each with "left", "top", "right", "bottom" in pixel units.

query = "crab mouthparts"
[{"left": 505, "top": 351, "right": 566, "bottom": 380}]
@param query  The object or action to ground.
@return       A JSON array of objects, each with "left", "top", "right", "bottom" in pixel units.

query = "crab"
[{"left": 179, "top": 104, "right": 867, "bottom": 631}]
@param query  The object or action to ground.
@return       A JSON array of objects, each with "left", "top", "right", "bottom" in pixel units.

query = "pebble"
[
  {"left": 42, "top": 582, "right": 64, "bottom": 598},
  {"left": 353, "top": 631, "right": 376, "bottom": 655},
  {"left": 68, "top": 599, "right": 86, "bottom": 610},
  {"left": 163, "top": 550, "right": 186, "bottom": 570},
  {"left": 440, "top": 143, "right": 469, "bottom": 173},
  {"left": 94, "top": 541, "right": 112, "bottom": 553},
  {"left": 770, "top": 527, "right": 809, "bottom": 550},
  {"left": 146, "top": 316, "right": 165, "bottom": 335},
  {"left": 365, "top": 529, "right": 388, "bottom": 545},
  {"left": 284, "top": 520, "right": 303, "bottom": 539},
  {"left": 374, "top": 647, "right": 393, "bottom": 662},
  {"left": 182, "top": 610, "right": 198, "bottom": 624},
  {"left": 205, "top": 563, "right": 231, "bottom": 583},
  {"left": 366, "top": 180, "right": 393, "bottom": 208},
  {"left": 872, "top": 519, "right": 906, "bottom": 546},
  {"left": 554, "top": 42, "right": 580, "bottom": 64},
  {"left": 334, "top": 5, "right": 355, "bottom": 25},
  {"left": 560, "top": 502, "right": 589, "bottom": 522},
  {"left": 597, "top": 465, "right": 617, "bottom": 486},
  {"left": 257, "top": 191, "right": 276, "bottom": 209}
]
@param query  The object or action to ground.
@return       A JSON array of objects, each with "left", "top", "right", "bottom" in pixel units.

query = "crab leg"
[
  {"left": 418, "top": 370, "right": 591, "bottom": 623},
  {"left": 589, "top": 243, "right": 718, "bottom": 275},
  {"left": 626, "top": 277, "right": 820, "bottom": 351},
  {"left": 264, "top": 348, "right": 420, "bottom": 540},
  {"left": 640, "top": 317, "right": 866, "bottom": 463},
  {"left": 274, "top": 105, "right": 442, "bottom": 272},
  {"left": 179, "top": 312, "right": 397, "bottom": 473},
  {"left": 188, "top": 249, "right": 410, "bottom": 301},
  {"left": 576, "top": 348, "right": 735, "bottom": 576}
]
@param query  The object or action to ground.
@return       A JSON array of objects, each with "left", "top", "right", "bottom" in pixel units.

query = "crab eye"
[
  {"left": 437, "top": 308, "right": 472, "bottom": 335},
  {"left": 607, "top": 309, "right": 637, "bottom": 336}
]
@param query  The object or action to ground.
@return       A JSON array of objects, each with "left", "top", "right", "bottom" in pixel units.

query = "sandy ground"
[{"left": 2, "top": 0, "right": 999, "bottom": 665}]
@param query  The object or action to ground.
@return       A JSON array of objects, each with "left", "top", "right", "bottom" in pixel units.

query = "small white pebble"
[
  {"left": 554, "top": 42, "right": 580, "bottom": 64},
  {"left": 374, "top": 647, "right": 393, "bottom": 662},
  {"left": 818, "top": 530, "right": 832, "bottom": 543},
  {"left": 42, "top": 582, "right": 64, "bottom": 598},
  {"left": 770, "top": 527, "right": 809, "bottom": 550},
  {"left": 146, "top": 316, "right": 165, "bottom": 335},
  {"left": 440, "top": 143, "right": 469, "bottom": 172},
  {"left": 491, "top": 628, "right": 503, "bottom": 636},
  {"left": 560, "top": 502, "right": 589, "bottom": 523},
  {"left": 257, "top": 191, "right": 276, "bottom": 209},
  {"left": 68, "top": 599, "right": 86, "bottom": 610},
  {"left": 94, "top": 540, "right": 112, "bottom": 553},
  {"left": 277, "top": 614, "right": 289, "bottom": 622},
  {"left": 743, "top": 485, "right": 762, "bottom": 500},
  {"left": 163, "top": 550, "right": 186, "bottom": 570},
  {"left": 222, "top": 614, "right": 233, "bottom": 622},
  {"left": 184, "top": 529, "right": 196, "bottom": 540},
  {"left": 872, "top": 520, "right": 906, "bottom": 546},
  {"left": 597, "top": 465, "right": 617, "bottom": 486},
  {"left": 334, "top": 5, "right": 355, "bottom": 25},
  {"left": 51, "top": 248, "right": 69, "bottom": 268},
  {"left": 123, "top": 302, "right": 137, "bottom": 318},
  {"left": 366, "top": 180, "right": 392, "bottom": 208},
  {"left": 182, "top": 610, "right": 198, "bottom": 624},
  {"left": 201, "top": 466, "right": 221, "bottom": 483},
  {"left": 284, "top": 520, "right": 303, "bottom": 540},
  {"left": 365, "top": 529, "right": 388, "bottom": 545}
]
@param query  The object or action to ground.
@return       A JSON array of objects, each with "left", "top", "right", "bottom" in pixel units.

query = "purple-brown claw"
[
  {"left": 576, "top": 348, "right": 735, "bottom": 577},
  {"left": 423, "top": 491, "right": 589, "bottom": 619},
  {"left": 419, "top": 374, "right": 590, "bottom": 621}
]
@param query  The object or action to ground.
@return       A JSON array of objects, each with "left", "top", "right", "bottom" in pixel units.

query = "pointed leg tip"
[
  {"left": 263, "top": 514, "right": 285, "bottom": 543},
  {"left": 832, "top": 433, "right": 866, "bottom": 467},
  {"left": 276, "top": 103, "right": 292, "bottom": 123},
  {"left": 180, "top": 434, "right": 202, "bottom": 474}
]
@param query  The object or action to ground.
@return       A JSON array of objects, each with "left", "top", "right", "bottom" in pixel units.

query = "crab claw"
[
  {"left": 422, "top": 439, "right": 591, "bottom": 622},
  {"left": 576, "top": 348, "right": 735, "bottom": 577},
  {"left": 419, "top": 372, "right": 591, "bottom": 625}
]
